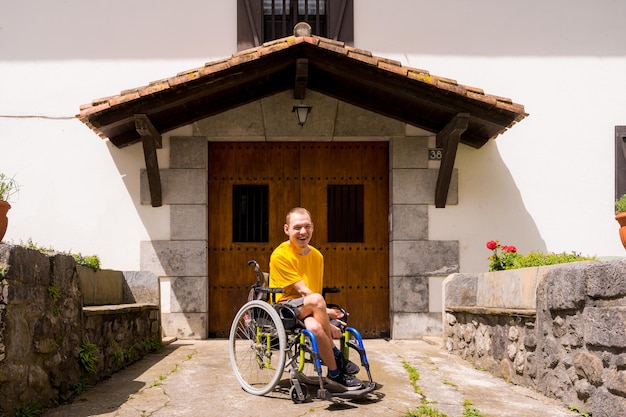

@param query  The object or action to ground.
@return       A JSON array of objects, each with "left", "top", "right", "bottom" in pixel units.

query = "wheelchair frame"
[{"left": 228, "top": 260, "right": 379, "bottom": 403}]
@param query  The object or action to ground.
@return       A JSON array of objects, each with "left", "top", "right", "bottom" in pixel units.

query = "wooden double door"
[{"left": 207, "top": 142, "right": 389, "bottom": 338}]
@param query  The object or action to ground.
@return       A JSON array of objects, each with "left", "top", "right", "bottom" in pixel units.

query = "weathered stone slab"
[
  {"left": 584, "top": 306, "right": 626, "bottom": 348},
  {"left": 444, "top": 273, "right": 478, "bottom": 308},
  {"left": 140, "top": 240, "right": 207, "bottom": 277},
  {"left": 170, "top": 136, "right": 207, "bottom": 169},
  {"left": 392, "top": 312, "right": 441, "bottom": 339},
  {"left": 545, "top": 262, "right": 588, "bottom": 311},
  {"left": 140, "top": 169, "right": 207, "bottom": 205},
  {"left": 586, "top": 259, "right": 626, "bottom": 299},
  {"left": 391, "top": 240, "right": 458, "bottom": 276},
  {"left": 390, "top": 168, "right": 457, "bottom": 205},
  {"left": 161, "top": 312, "right": 207, "bottom": 339},
  {"left": 171, "top": 205, "right": 207, "bottom": 240},
  {"left": 78, "top": 266, "right": 124, "bottom": 306},
  {"left": 0, "top": 245, "right": 50, "bottom": 285},
  {"left": 390, "top": 136, "right": 428, "bottom": 169},
  {"left": 390, "top": 275, "right": 428, "bottom": 312},
  {"left": 390, "top": 205, "right": 428, "bottom": 240},
  {"left": 168, "top": 276, "right": 208, "bottom": 313},
  {"left": 122, "top": 270, "right": 159, "bottom": 304}
]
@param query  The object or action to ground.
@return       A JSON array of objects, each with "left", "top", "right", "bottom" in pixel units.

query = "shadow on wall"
[{"left": 430, "top": 139, "right": 546, "bottom": 272}]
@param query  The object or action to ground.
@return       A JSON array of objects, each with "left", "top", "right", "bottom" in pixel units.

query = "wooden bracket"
[
  {"left": 135, "top": 114, "right": 163, "bottom": 207},
  {"left": 435, "top": 113, "right": 470, "bottom": 208},
  {"left": 294, "top": 58, "right": 308, "bottom": 100}
]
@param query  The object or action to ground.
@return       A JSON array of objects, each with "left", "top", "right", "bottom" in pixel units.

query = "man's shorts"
[
  {"left": 280, "top": 297, "right": 304, "bottom": 319},
  {"left": 281, "top": 297, "right": 304, "bottom": 309}
]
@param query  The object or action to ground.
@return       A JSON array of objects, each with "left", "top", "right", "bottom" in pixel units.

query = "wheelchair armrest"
[
  {"left": 322, "top": 286, "right": 341, "bottom": 297},
  {"left": 256, "top": 287, "right": 284, "bottom": 294}
]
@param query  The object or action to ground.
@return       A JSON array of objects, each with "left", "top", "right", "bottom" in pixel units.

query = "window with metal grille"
[
  {"left": 263, "top": 0, "right": 327, "bottom": 41},
  {"left": 237, "top": 0, "right": 353, "bottom": 50},
  {"left": 327, "top": 184, "right": 364, "bottom": 242},
  {"left": 233, "top": 185, "right": 269, "bottom": 242}
]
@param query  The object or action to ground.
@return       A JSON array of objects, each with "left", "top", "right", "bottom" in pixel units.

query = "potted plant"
[
  {"left": 615, "top": 193, "right": 626, "bottom": 250},
  {"left": 0, "top": 173, "right": 19, "bottom": 242}
]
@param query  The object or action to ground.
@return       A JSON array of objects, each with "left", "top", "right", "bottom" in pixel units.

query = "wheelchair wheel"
[{"left": 229, "top": 300, "right": 287, "bottom": 396}]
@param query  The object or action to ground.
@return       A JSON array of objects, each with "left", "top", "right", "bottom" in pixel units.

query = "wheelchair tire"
[
  {"left": 289, "top": 383, "right": 310, "bottom": 404},
  {"left": 229, "top": 300, "right": 287, "bottom": 396}
]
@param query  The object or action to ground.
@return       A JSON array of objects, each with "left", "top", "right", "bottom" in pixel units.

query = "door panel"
[{"left": 208, "top": 142, "right": 388, "bottom": 338}]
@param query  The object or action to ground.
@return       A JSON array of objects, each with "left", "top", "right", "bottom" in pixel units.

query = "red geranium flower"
[{"left": 486, "top": 240, "right": 498, "bottom": 250}]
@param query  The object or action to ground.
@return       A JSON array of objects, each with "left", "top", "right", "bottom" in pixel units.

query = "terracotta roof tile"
[
  {"left": 348, "top": 50, "right": 379, "bottom": 66},
  {"left": 377, "top": 59, "right": 408, "bottom": 75}
]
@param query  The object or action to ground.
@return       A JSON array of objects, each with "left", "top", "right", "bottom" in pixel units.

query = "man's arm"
[{"left": 291, "top": 280, "right": 313, "bottom": 297}]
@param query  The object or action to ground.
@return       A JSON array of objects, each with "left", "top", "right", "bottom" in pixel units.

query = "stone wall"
[
  {"left": 443, "top": 260, "right": 626, "bottom": 417},
  {"left": 0, "top": 244, "right": 160, "bottom": 416}
]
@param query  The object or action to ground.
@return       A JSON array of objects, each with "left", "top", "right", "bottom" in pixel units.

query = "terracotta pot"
[
  {"left": 0, "top": 200, "right": 10, "bottom": 242},
  {"left": 616, "top": 212, "right": 626, "bottom": 250}
]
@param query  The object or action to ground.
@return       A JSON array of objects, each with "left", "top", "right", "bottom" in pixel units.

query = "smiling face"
[{"left": 284, "top": 209, "right": 314, "bottom": 255}]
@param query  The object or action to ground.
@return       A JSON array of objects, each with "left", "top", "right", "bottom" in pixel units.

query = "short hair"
[{"left": 285, "top": 207, "right": 313, "bottom": 225}]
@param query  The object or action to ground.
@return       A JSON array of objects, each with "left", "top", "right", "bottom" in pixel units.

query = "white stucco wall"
[
  {"left": 356, "top": 0, "right": 626, "bottom": 271},
  {"left": 0, "top": 1, "right": 235, "bottom": 269},
  {"left": 1, "top": 0, "right": 625, "bottom": 272}
]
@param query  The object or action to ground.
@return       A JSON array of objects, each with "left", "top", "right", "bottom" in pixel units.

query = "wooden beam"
[
  {"left": 135, "top": 114, "right": 163, "bottom": 207},
  {"left": 435, "top": 113, "right": 469, "bottom": 208},
  {"left": 294, "top": 58, "right": 308, "bottom": 100}
]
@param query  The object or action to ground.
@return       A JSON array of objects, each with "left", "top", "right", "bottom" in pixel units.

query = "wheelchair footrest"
[{"left": 327, "top": 381, "right": 380, "bottom": 399}]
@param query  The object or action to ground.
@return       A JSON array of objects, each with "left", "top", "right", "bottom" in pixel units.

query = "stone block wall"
[
  {"left": 444, "top": 260, "right": 626, "bottom": 417},
  {"left": 389, "top": 135, "right": 459, "bottom": 338},
  {"left": 0, "top": 244, "right": 160, "bottom": 416},
  {"left": 140, "top": 136, "right": 208, "bottom": 339}
]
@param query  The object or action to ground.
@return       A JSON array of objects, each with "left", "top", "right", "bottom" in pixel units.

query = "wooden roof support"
[
  {"left": 135, "top": 114, "right": 163, "bottom": 207},
  {"left": 435, "top": 113, "right": 470, "bottom": 208},
  {"left": 294, "top": 58, "right": 308, "bottom": 100}
]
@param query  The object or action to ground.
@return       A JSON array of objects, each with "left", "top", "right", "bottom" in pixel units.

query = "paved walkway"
[{"left": 43, "top": 339, "right": 578, "bottom": 417}]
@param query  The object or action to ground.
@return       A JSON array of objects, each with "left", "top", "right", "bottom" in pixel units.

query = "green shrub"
[
  {"left": 15, "top": 404, "right": 43, "bottom": 417},
  {"left": 79, "top": 338, "right": 99, "bottom": 374},
  {"left": 617, "top": 193, "right": 626, "bottom": 214},
  {"left": 143, "top": 335, "right": 163, "bottom": 353},
  {"left": 72, "top": 253, "right": 101, "bottom": 271},
  {"left": 486, "top": 240, "right": 594, "bottom": 271},
  {"left": 513, "top": 251, "right": 595, "bottom": 269}
]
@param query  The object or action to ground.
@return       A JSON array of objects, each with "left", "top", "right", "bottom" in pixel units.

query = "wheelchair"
[{"left": 228, "top": 260, "right": 380, "bottom": 403}]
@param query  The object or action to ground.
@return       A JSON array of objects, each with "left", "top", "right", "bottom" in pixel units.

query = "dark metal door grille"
[
  {"left": 233, "top": 185, "right": 269, "bottom": 242},
  {"left": 327, "top": 184, "right": 364, "bottom": 242}
]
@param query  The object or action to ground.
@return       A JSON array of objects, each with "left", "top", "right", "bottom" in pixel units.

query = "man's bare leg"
[{"left": 299, "top": 294, "right": 337, "bottom": 370}]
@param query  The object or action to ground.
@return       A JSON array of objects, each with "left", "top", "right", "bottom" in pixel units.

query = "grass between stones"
[{"left": 402, "top": 359, "right": 484, "bottom": 417}]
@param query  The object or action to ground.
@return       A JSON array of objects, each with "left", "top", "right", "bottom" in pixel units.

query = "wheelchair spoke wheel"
[{"left": 229, "top": 300, "right": 286, "bottom": 396}]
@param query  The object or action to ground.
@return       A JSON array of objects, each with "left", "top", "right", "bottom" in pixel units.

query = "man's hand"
[
  {"left": 326, "top": 307, "right": 345, "bottom": 320},
  {"left": 330, "top": 323, "right": 344, "bottom": 339}
]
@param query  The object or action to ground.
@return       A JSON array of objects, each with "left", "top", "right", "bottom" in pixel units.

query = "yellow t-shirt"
[{"left": 269, "top": 241, "right": 324, "bottom": 303}]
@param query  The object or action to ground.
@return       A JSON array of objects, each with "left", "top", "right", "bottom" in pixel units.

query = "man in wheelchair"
[{"left": 269, "top": 207, "right": 363, "bottom": 391}]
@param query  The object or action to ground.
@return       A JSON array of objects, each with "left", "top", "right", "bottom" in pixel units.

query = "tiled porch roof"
[{"left": 78, "top": 34, "right": 527, "bottom": 148}]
